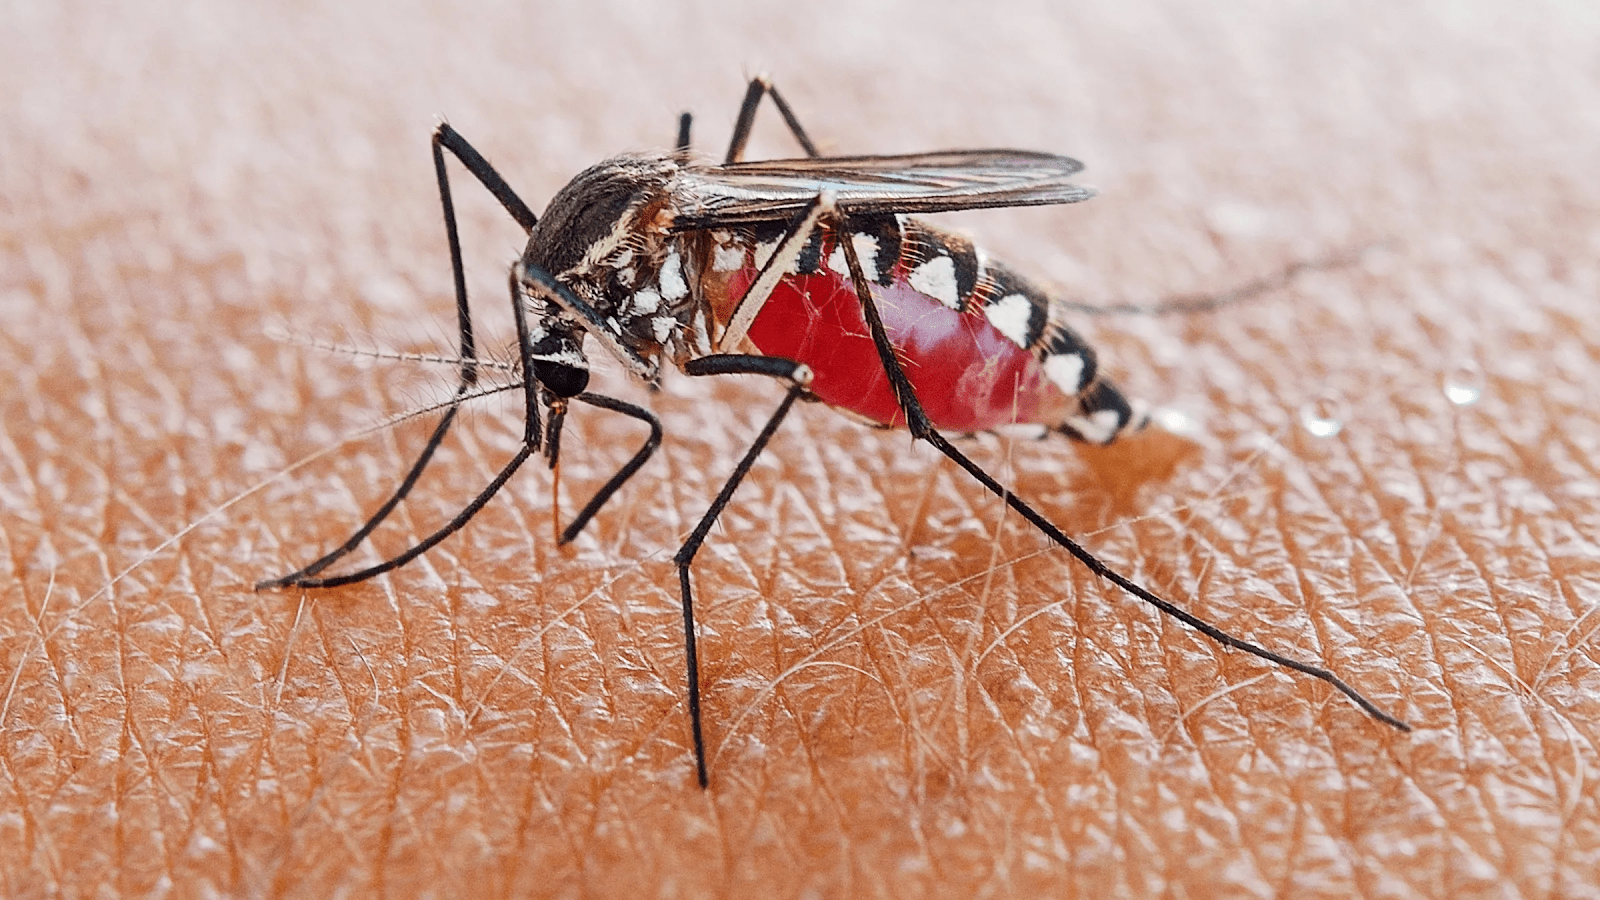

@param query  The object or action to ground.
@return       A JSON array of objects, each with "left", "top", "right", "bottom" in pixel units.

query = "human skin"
[{"left": 2, "top": 1, "right": 1597, "bottom": 897}]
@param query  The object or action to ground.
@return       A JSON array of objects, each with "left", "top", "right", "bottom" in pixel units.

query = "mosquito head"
[{"left": 525, "top": 153, "right": 679, "bottom": 278}]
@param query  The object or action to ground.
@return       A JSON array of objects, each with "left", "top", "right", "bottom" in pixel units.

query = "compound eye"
[{"left": 533, "top": 359, "right": 590, "bottom": 397}]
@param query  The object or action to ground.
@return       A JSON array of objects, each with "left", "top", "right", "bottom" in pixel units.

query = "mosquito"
[{"left": 258, "top": 77, "right": 1411, "bottom": 787}]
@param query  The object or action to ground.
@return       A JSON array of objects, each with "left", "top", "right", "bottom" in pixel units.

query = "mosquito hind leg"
[
  {"left": 720, "top": 76, "right": 820, "bottom": 163},
  {"left": 826, "top": 206, "right": 1411, "bottom": 732},
  {"left": 675, "top": 76, "right": 820, "bottom": 162}
]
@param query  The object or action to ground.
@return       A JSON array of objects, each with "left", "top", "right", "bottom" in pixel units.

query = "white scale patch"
[
  {"left": 691, "top": 307, "right": 713, "bottom": 355},
  {"left": 1126, "top": 399, "right": 1152, "bottom": 432},
  {"left": 711, "top": 242, "right": 746, "bottom": 272},
  {"left": 909, "top": 256, "right": 960, "bottom": 309},
  {"left": 1068, "top": 409, "right": 1123, "bottom": 445},
  {"left": 983, "top": 293, "right": 1034, "bottom": 348},
  {"left": 652, "top": 316, "right": 677, "bottom": 343},
  {"left": 614, "top": 249, "right": 636, "bottom": 287},
  {"left": 630, "top": 288, "right": 661, "bottom": 316},
  {"left": 659, "top": 247, "right": 688, "bottom": 301},
  {"left": 1043, "top": 352, "right": 1086, "bottom": 394},
  {"left": 539, "top": 347, "right": 587, "bottom": 368},
  {"left": 825, "top": 234, "right": 880, "bottom": 282}
]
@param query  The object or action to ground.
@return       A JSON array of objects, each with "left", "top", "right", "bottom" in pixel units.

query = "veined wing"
[{"left": 671, "top": 150, "right": 1095, "bottom": 228}]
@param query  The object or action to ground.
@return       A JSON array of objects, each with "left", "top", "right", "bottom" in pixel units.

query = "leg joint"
[{"left": 683, "top": 353, "right": 811, "bottom": 388}]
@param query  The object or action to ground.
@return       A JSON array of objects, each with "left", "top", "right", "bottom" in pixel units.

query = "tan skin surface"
[{"left": 3, "top": 1, "right": 1598, "bottom": 896}]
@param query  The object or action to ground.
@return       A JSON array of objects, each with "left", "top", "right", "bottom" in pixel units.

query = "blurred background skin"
[{"left": 3, "top": 1, "right": 1597, "bottom": 896}]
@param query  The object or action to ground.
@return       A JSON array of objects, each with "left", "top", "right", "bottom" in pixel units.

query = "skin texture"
[{"left": 2, "top": 1, "right": 1597, "bottom": 897}]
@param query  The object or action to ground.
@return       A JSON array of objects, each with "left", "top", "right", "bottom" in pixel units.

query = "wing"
[{"left": 670, "top": 150, "right": 1095, "bottom": 229}]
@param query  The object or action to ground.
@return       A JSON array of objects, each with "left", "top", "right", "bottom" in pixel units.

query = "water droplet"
[
  {"left": 1151, "top": 405, "right": 1200, "bottom": 437},
  {"left": 1298, "top": 394, "right": 1346, "bottom": 438},
  {"left": 1443, "top": 360, "right": 1485, "bottom": 406}
]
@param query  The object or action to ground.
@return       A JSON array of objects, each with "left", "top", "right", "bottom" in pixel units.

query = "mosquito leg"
[
  {"left": 671, "top": 354, "right": 812, "bottom": 787},
  {"left": 557, "top": 392, "right": 664, "bottom": 544},
  {"left": 260, "top": 259, "right": 555, "bottom": 588},
  {"left": 675, "top": 112, "right": 693, "bottom": 155},
  {"left": 433, "top": 123, "right": 539, "bottom": 232},
  {"left": 828, "top": 209, "right": 1412, "bottom": 732},
  {"left": 258, "top": 126, "right": 539, "bottom": 589},
  {"left": 723, "top": 75, "right": 820, "bottom": 164},
  {"left": 1057, "top": 243, "right": 1384, "bottom": 318}
]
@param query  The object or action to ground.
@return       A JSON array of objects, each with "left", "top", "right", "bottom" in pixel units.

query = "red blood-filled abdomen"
[{"left": 725, "top": 267, "right": 1070, "bottom": 432}]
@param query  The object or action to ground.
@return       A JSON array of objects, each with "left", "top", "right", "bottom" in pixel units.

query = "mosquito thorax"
[
  {"left": 525, "top": 152, "right": 681, "bottom": 285},
  {"left": 523, "top": 152, "right": 698, "bottom": 372}
]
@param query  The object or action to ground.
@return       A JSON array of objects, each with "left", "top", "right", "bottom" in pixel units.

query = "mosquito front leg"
[
  {"left": 262, "top": 259, "right": 569, "bottom": 586},
  {"left": 828, "top": 208, "right": 1413, "bottom": 732},
  {"left": 258, "top": 126, "right": 544, "bottom": 590},
  {"left": 672, "top": 354, "right": 813, "bottom": 787}
]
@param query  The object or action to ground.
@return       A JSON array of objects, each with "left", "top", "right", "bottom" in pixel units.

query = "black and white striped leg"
[
  {"left": 829, "top": 206, "right": 1411, "bottom": 733},
  {"left": 673, "top": 353, "right": 813, "bottom": 787}
]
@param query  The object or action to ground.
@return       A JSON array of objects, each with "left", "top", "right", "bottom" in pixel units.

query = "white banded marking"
[
  {"left": 630, "top": 288, "right": 661, "bottom": 316},
  {"left": 712, "top": 242, "right": 746, "bottom": 272},
  {"left": 659, "top": 247, "right": 688, "bottom": 301},
  {"left": 909, "top": 256, "right": 960, "bottom": 309},
  {"left": 1067, "top": 408, "right": 1124, "bottom": 445},
  {"left": 826, "top": 234, "right": 881, "bottom": 282},
  {"left": 1043, "top": 352, "right": 1086, "bottom": 394},
  {"left": 753, "top": 239, "right": 780, "bottom": 270},
  {"left": 983, "top": 293, "right": 1034, "bottom": 348}
]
